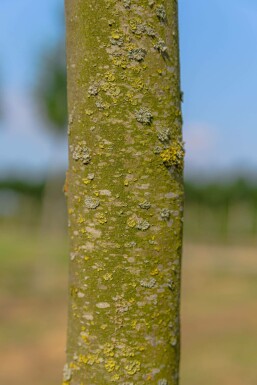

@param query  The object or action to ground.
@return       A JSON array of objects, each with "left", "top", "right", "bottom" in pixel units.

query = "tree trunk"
[{"left": 63, "top": 1, "right": 184, "bottom": 384}]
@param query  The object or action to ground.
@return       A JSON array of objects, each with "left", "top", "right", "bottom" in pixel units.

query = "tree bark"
[{"left": 63, "top": 1, "right": 184, "bottom": 384}]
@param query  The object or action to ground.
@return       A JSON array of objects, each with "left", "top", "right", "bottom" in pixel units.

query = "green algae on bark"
[{"left": 63, "top": 0, "right": 184, "bottom": 384}]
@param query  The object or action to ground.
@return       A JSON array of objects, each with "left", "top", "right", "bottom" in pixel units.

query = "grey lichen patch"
[
  {"left": 95, "top": 100, "right": 104, "bottom": 110},
  {"left": 110, "top": 36, "right": 124, "bottom": 46},
  {"left": 109, "top": 29, "right": 125, "bottom": 47},
  {"left": 140, "top": 277, "right": 156, "bottom": 288},
  {"left": 145, "top": 25, "right": 157, "bottom": 37},
  {"left": 154, "top": 39, "right": 168, "bottom": 54},
  {"left": 123, "top": 0, "right": 131, "bottom": 9},
  {"left": 95, "top": 98, "right": 107, "bottom": 110},
  {"left": 157, "top": 128, "right": 171, "bottom": 143},
  {"left": 136, "top": 218, "right": 150, "bottom": 231},
  {"left": 128, "top": 48, "right": 147, "bottom": 62},
  {"left": 160, "top": 208, "right": 170, "bottom": 220},
  {"left": 158, "top": 380, "right": 168, "bottom": 385},
  {"left": 135, "top": 107, "right": 153, "bottom": 125},
  {"left": 63, "top": 363, "right": 72, "bottom": 382},
  {"left": 127, "top": 215, "right": 150, "bottom": 231},
  {"left": 139, "top": 200, "right": 151, "bottom": 210},
  {"left": 153, "top": 145, "right": 163, "bottom": 154},
  {"left": 133, "top": 23, "right": 146, "bottom": 36},
  {"left": 129, "top": 19, "right": 156, "bottom": 37},
  {"left": 156, "top": 5, "right": 167, "bottom": 22},
  {"left": 70, "top": 142, "right": 91, "bottom": 165},
  {"left": 168, "top": 279, "right": 174, "bottom": 291},
  {"left": 87, "top": 173, "right": 95, "bottom": 180},
  {"left": 84, "top": 196, "right": 100, "bottom": 209},
  {"left": 88, "top": 84, "right": 99, "bottom": 96}
]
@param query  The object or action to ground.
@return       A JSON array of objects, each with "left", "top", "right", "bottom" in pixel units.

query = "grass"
[
  {"left": 0, "top": 227, "right": 256, "bottom": 385},
  {"left": 180, "top": 242, "right": 257, "bottom": 385}
]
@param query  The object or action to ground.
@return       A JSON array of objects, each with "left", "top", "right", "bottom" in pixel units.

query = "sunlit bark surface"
[{"left": 63, "top": 1, "right": 184, "bottom": 384}]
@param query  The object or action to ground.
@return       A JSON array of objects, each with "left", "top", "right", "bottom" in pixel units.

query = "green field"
[{"left": 0, "top": 227, "right": 257, "bottom": 385}]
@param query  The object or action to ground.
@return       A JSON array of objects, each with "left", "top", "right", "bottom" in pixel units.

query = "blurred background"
[{"left": 0, "top": 0, "right": 257, "bottom": 384}]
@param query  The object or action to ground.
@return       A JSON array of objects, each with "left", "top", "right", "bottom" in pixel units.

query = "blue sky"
[{"left": 0, "top": 0, "right": 257, "bottom": 179}]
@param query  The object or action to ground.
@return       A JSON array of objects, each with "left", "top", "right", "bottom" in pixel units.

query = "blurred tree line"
[
  {"left": 184, "top": 178, "right": 257, "bottom": 242},
  {"left": 1, "top": 177, "right": 257, "bottom": 242},
  {"left": 0, "top": 35, "right": 256, "bottom": 243}
]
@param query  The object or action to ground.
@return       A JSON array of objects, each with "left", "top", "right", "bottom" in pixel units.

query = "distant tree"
[
  {"left": 63, "top": 1, "right": 184, "bottom": 385},
  {"left": 35, "top": 41, "right": 67, "bottom": 233},
  {"left": 36, "top": 43, "right": 67, "bottom": 135}
]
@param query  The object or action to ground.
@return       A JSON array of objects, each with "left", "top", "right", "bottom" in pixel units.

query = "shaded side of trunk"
[{"left": 64, "top": 1, "right": 184, "bottom": 384}]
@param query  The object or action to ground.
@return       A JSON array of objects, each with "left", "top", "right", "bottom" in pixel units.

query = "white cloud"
[
  {"left": 0, "top": 88, "right": 68, "bottom": 176},
  {"left": 3, "top": 88, "right": 44, "bottom": 135},
  {"left": 183, "top": 121, "right": 218, "bottom": 167}
]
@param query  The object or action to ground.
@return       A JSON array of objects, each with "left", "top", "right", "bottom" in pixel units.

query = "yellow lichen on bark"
[{"left": 64, "top": 0, "right": 184, "bottom": 384}]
